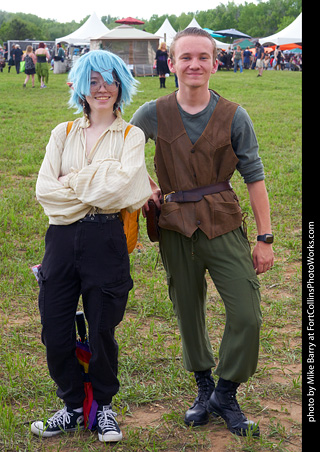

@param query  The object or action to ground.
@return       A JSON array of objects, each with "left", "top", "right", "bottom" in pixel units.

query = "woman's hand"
[{"left": 58, "top": 175, "right": 69, "bottom": 185}]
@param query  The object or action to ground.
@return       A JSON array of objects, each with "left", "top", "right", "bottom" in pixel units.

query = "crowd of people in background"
[
  {"left": 217, "top": 43, "right": 302, "bottom": 73},
  {"left": 0, "top": 38, "right": 302, "bottom": 88},
  {"left": 0, "top": 41, "right": 73, "bottom": 87}
]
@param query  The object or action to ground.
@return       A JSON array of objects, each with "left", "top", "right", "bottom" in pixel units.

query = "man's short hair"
[{"left": 169, "top": 27, "right": 217, "bottom": 63}]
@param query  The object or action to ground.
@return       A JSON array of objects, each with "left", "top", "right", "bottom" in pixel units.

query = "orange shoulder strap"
[
  {"left": 67, "top": 122, "right": 132, "bottom": 139},
  {"left": 124, "top": 124, "right": 133, "bottom": 140},
  {"left": 66, "top": 121, "right": 73, "bottom": 136}
]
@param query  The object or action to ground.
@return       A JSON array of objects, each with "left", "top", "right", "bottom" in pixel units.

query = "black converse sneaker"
[
  {"left": 97, "top": 405, "right": 122, "bottom": 442},
  {"left": 31, "top": 406, "right": 84, "bottom": 437}
]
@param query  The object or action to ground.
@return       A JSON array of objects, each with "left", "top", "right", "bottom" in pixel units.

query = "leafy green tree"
[
  {"left": 0, "top": 1, "right": 302, "bottom": 45},
  {"left": 0, "top": 18, "right": 40, "bottom": 40}
]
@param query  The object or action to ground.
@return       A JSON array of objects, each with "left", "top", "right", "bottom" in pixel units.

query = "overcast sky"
[{"left": 4, "top": 1, "right": 263, "bottom": 24}]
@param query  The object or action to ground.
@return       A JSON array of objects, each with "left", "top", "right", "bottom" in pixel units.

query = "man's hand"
[
  {"left": 252, "top": 241, "right": 274, "bottom": 275},
  {"left": 142, "top": 188, "right": 162, "bottom": 218},
  {"left": 142, "top": 176, "right": 162, "bottom": 218},
  {"left": 246, "top": 180, "right": 274, "bottom": 274}
]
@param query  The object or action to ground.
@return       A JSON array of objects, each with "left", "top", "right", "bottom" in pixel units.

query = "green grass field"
[{"left": 0, "top": 66, "right": 302, "bottom": 451}]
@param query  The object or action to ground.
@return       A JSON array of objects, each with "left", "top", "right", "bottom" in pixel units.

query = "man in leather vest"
[{"left": 131, "top": 27, "right": 274, "bottom": 437}]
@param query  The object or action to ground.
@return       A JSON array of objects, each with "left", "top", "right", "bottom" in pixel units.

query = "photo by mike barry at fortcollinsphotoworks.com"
[{"left": 303, "top": 221, "right": 317, "bottom": 439}]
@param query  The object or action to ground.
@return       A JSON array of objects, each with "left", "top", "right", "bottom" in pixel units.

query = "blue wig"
[{"left": 68, "top": 50, "right": 139, "bottom": 114}]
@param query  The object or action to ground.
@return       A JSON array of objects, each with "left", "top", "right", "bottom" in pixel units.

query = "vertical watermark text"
[{"left": 305, "top": 222, "right": 316, "bottom": 423}]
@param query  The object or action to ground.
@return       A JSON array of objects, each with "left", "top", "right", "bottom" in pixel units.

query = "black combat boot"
[
  {"left": 184, "top": 370, "right": 215, "bottom": 426},
  {"left": 207, "top": 378, "right": 260, "bottom": 436}
]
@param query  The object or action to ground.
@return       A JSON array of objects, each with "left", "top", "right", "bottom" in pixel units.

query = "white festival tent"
[
  {"left": 187, "top": 17, "right": 202, "bottom": 29},
  {"left": 55, "top": 12, "right": 109, "bottom": 45},
  {"left": 155, "top": 18, "right": 177, "bottom": 47},
  {"left": 212, "top": 38, "right": 231, "bottom": 50},
  {"left": 259, "top": 13, "right": 302, "bottom": 46}
]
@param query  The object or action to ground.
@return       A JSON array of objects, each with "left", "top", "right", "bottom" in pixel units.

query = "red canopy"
[
  {"left": 115, "top": 17, "right": 145, "bottom": 25},
  {"left": 249, "top": 43, "right": 302, "bottom": 54},
  {"left": 277, "top": 43, "right": 302, "bottom": 51}
]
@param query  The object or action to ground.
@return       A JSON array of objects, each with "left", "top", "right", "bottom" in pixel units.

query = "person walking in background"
[
  {"left": 22, "top": 45, "right": 37, "bottom": 88},
  {"left": 131, "top": 27, "right": 274, "bottom": 438},
  {"left": 273, "top": 46, "right": 283, "bottom": 71},
  {"left": 264, "top": 53, "right": 271, "bottom": 70},
  {"left": 154, "top": 42, "right": 170, "bottom": 89},
  {"left": 12, "top": 44, "right": 23, "bottom": 74},
  {"left": 233, "top": 45, "right": 243, "bottom": 73},
  {"left": 255, "top": 42, "right": 265, "bottom": 77},
  {"left": 8, "top": 45, "right": 15, "bottom": 73},
  {"left": 31, "top": 49, "right": 151, "bottom": 443},
  {"left": 0, "top": 46, "right": 5, "bottom": 73},
  {"left": 243, "top": 47, "right": 252, "bottom": 69},
  {"left": 3, "top": 44, "right": 8, "bottom": 61},
  {"left": 35, "top": 42, "right": 50, "bottom": 88}
]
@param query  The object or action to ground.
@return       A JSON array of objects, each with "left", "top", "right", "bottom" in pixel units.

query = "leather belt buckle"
[{"left": 163, "top": 191, "right": 175, "bottom": 203}]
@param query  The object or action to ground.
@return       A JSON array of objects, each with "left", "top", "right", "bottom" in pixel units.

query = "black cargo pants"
[{"left": 38, "top": 215, "right": 133, "bottom": 408}]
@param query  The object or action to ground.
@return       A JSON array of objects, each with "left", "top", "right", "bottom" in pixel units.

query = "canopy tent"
[
  {"left": 203, "top": 28, "right": 226, "bottom": 38},
  {"left": 90, "top": 25, "right": 161, "bottom": 76},
  {"left": 284, "top": 48, "right": 302, "bottom": 53},
  {"left": 155, "top": 18, "right": 177, "bottom": 47},
  {"left": 115, "top": 17, "right": 145, "bottom": 25},
  {"left": 186, "top": 18, "right": 202, "bottom": 29},
  {"left": 278, "top": 43, "right": 302, "bottom": 51},
  {"left": 259, "top": 13, "right": 302, "bottom": 46},
  {"left": 234, "top": 39, "right": 255, "bottom": 49},
  {"left": 214, "top": 38, "right": 231, "bottom": 50},
  {"left": 55, "top": 12, "right": 109, "bottom": 45},
  {"left": 214, "top": 28, "right": 251, "bottom": 39}
]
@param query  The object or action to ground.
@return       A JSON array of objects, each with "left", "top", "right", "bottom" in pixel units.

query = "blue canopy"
[{"left": 203, "top": 28, "right": 226, "bottom": 38}]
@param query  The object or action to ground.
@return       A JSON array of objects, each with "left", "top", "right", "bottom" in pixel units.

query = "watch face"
[{"left": 257, "top": 234, "right": 274, "bottom": 243}]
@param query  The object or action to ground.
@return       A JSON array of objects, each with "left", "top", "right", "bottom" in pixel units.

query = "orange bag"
[
  {"left": 120, "top": 124, "right": 141, "bottom": 254},
  {"left": 66, "top": 122, "right": 140, "bottom": 253},
  {"left": 120, "top": 208, "right": 140, "bottom": 253}
]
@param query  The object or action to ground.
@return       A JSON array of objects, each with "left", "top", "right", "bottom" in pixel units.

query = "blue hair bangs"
[{"left": 68, "top": 50, "right": 139, "bottom": 113}]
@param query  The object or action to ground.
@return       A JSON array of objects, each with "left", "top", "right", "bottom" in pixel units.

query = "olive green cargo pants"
[{"left": 159, "top": 227, "right": 262, "bottom": 383}]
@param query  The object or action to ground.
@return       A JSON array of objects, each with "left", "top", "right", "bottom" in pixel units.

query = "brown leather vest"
[{"left": 155, "top": 91, "right": 243, "bottom": 239}]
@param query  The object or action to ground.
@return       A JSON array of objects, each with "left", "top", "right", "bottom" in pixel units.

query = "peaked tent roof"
[
  {"left": 56, "top": 12, "right": 109, "bottom": 45},
  {"left": 259, "top": 13, "right": 302, "bottom": 46},
  {"left": 236, "top": 39, "right": 255, "bottom": 49},
  {"left": 186, "top": 17, "right": 202, "bottom": 29},
  {"left": 155, "top": 18, "right": 177, "bottom": 46},
  {"left": 93, "top": 25, "right": 161, "bottom": 41}
]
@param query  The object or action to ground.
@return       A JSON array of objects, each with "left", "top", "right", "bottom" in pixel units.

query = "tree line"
[{"left": 0, "top": 0, "right": 302, "bottom": 44}]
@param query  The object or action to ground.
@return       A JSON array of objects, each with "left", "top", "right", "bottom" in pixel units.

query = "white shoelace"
[
  {"left": 47, "top": 406, "right": 72, "bottom": 429},
  {"left": 97, "top": 406, "right": 119, "bottom": 432}
]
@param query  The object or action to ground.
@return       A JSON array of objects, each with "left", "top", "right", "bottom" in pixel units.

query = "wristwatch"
[{"left": 257, "top": 234, "right": 274, "bottom": 244}]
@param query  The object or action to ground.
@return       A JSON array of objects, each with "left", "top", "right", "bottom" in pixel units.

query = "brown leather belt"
[{"left": 163, "top": 180, "right": 232, "bottom": 203}]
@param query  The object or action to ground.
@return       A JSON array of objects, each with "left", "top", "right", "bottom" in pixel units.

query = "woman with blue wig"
[{"left": 32, "top": 50, "right": 151, "bottom": 442}]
